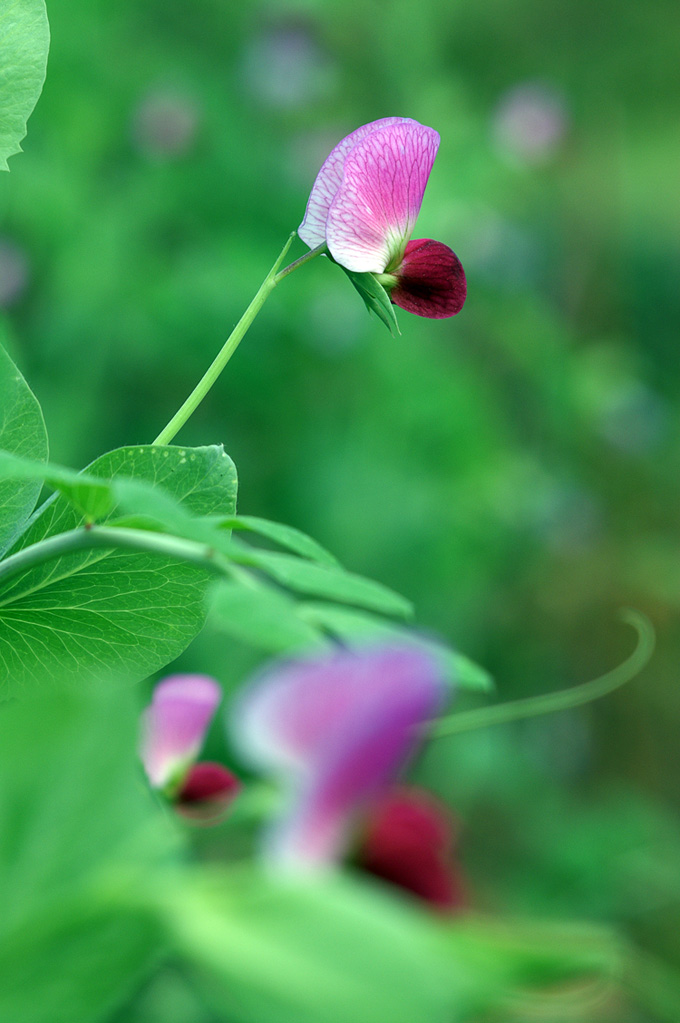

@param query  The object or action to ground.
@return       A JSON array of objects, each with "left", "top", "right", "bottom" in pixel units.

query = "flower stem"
[
  {"left": 430, "top": 610, "right": 654, "bottom": 738},
  {"left": 275, "top": 242, "right": 327, "bottom": 282},
  {"left": 0, "top": 525, "right": 234, "bottom": 592},
  {"left": 153, "top": 233, "right": 324, "bottom": 447}
]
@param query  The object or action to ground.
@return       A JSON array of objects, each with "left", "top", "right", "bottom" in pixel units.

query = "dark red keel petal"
[
  {"left": 358, "top": 786, "right": 467, "bottom": 912},
  {"left": 391, "top": 239, "right": 466, "bottom": 319},
  {"left": 176, "top": 761, "right": 241, "bottom": 824}
]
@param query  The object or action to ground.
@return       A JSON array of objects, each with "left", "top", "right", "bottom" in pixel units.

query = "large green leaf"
[
  {"left": 163, "top": 868, "right": 456, "bottom": 1023},
  {"left": 0, "top": 444, "right": 237, "bottom": 697},
  {"left": 0, "top": 0, "right": 50, "bottom": 170},
  {"left": 104, "top": 480, "right": 413, "bottom": 619},
  {"left": 0, "top": 451, "right": 416, "bottom": 666},
  {"left": 0, "top": 343, "right": 48, "bottom": 556},
  {"left": 0, "top": 686, "right": 174, "bottom": 1023}
]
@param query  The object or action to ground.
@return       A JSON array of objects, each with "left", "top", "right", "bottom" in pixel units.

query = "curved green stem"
[
  {"left": 0, "top": 525, "right": 233, "bottom": 593},
  {"left": 431, "top": 610, "right": 655, "bottom": 739},
  {"left": 154, "top": 233, "right": 325, "bottom": 447}
]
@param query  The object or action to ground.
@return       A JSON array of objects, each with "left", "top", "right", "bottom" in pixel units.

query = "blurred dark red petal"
[
  {"left": 359, "top": 787, "right": 467, "bottom": 912},
  {"left": 176, "top": 761, "right": 241, "bottom": 824},
  {"left": 391, "top": 239, "right": 466, "bottom": 318}
]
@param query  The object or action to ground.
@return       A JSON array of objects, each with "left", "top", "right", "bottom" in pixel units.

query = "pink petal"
[
  {"left": 298, "top": 117, "right": 415, "bottom": 249},
  {"left": 325, "top": 122, "right": 440, "bottom": 273},
  {"left": 391, "top": 239, "right": 467, "bottom": 318},
  {"left": 141, "top": 674, "right": 222, "bottom": 789},
  {"left": 231, "top": 644, "right": 445, "bottom": 871}
]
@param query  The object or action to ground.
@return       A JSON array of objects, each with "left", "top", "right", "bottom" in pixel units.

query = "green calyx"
[{"left": 375, "top": 271, "right": 398, "bottom": 290}]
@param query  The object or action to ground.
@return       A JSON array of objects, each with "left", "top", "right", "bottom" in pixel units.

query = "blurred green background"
[{"left": 1, "top": 0, "right": 679, "bottom": 1013}]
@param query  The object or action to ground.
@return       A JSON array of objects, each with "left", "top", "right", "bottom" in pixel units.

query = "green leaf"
[
  {"left": 0, "top": 686, "right": 174, "bottom": 1023},
  {"left": 440, "top": 917, "right": 626, "bottom": 1019},
  {"left": 235, "top": 545, "right": 413, "bottom": 619},
  {"left": 0, "top": 0, "right": 50, "bottom": 170},
  {"left": 107, "top": 485, "right": 412, "bottom": 621},
  {"left": 298, "top": 602, "right": 493, "bottom": 693},
  {"left": 0, "top": 444, "right": 237, "bottom": 698},
  {"left": 0, "top": 344, "right": 48, "bottom": 556},
  {"left": 225, "top": 515, "right": 339, "bottom": 567},
  {"left": 0, "top": 903, "right": 164, "bottom": 1023},
  {"left": 340, "top": 267, "right": 401, "bottom": 337},
  {"left": 0, "top": 449, "right": 114, "bottom": 523},
  {"left": 208, "top": 578, "right": 325, "bottom": 654},
  {"left": 163, "top": 868, "right": 455, "bottom": 1023}
]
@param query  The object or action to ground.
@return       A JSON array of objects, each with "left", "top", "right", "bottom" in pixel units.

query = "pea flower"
[
  {"left": 298, "top": 117, "right": 466, "bottom": 318},
  {"left": 230, "top": 644, "right": 446, "bottom": 872},
  {"left": 141, "top": 674, "right": 240, "bottom": 823}
]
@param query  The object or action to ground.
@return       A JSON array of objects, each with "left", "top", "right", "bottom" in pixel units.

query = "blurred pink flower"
[
  {"left": 230, "top": 644, "right": 446, "bottom": 872},
  {"left": 132, "top": 89, "right": 199, "bottom": 159},
  {"left": 0, "top": 239, "right": 29, "bottom": 307},
  {"left": 141, "top": 674, "right": 222, "bottom": 790},
  {"left": 492, "top": 83, "right": 568, "bottom": 165},
  {"left": 298, "top": 118, "right": 466, "bottom": 318},
  {"left": 141, "top": 674, "right": 240, "bottom": 824}
]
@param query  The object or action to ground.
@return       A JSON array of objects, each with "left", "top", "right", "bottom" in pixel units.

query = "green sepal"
[{"left": 339, "top": 266, "right": 401, "bottom": 337}]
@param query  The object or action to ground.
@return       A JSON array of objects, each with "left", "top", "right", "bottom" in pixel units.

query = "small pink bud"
[{"left": 140, "top": 674, "right": 222, "bottom": 791}]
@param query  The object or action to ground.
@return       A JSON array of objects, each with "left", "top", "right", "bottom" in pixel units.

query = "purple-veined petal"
[
  {"left": 230, "top": 644, "right": 446, "bottom": 871},
  {"left": 141, "top": 674, "right": 222, "bottom": 789},
  {"left": 324, "top": 122, "right": 440, "bottom": 273},
  {"left": 298, "top": 117, "right": 415, "bottom": 249},
  {"left": 391, "top": 238, "right": 467, "bottom": 318}
]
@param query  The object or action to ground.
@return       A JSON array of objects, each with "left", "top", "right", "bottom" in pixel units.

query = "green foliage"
[
  {"left": 231, "top": 543, "right": 413, "bottom": 618},
  {"left": 0, "top": 686, "right": 173, "bottom": 1022},
  {"left": 227, "top": 515, "right": 339, "bottom": 567},
  {"left": 0, "top": 343, "right": 47, "bottom": 554},
  {"left": 441, "top": 917, "right": 627, "bottom": 1020},
  {"left": 1, "top": 0, "right": 679, "bottom": 1017},
  {"left": 209, "top": 579, "right": 326, "bottom": 654},
  {"left": 0, "top": 443, "right": 237, "bottom": 697},
  {"left": 0, "top": 0, "right": 49, "bottom": 169},
  {"left": 162, "top": 868, "right": 455, "bottom": 1023},
  {"left": 0, "top": 438, "right": 492, "bottom": 696},
  {"left": 298, "top": 602, "right": 494, "bottom": 692}
]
